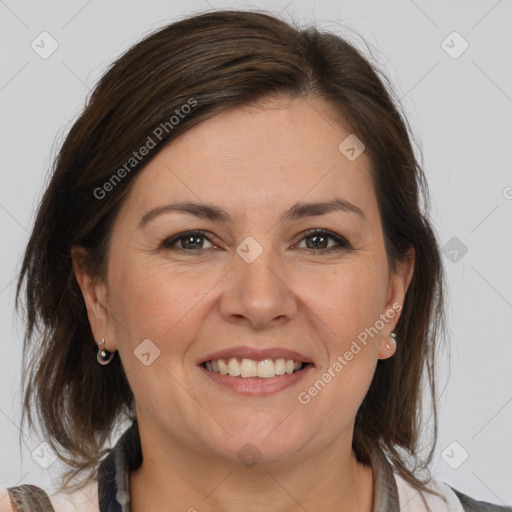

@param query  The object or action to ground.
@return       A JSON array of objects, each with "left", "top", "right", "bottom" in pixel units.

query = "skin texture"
[{"left": 72, "top": 95, "right": 414, "bottom": 512}]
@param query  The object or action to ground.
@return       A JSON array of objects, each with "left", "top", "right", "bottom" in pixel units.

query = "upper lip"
[{"left": 198, "top": 345, "right": 313, "bottom": 365}]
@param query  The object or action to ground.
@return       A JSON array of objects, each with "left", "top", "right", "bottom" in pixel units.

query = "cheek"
[
  {"left": 315, "top": 261, "right": 387, "bottom": 404},
  {"left": 107, "top": 263, "right": 204, "bottom": 404},
  {"left": 307, "top": 261, "right": 387, "bottom": 346},
  {"left": 300, "top": 271, "right": 382, "bottom": 414},
  {"left": 108, "top": 258, "right": 215, "bottom": 356}
]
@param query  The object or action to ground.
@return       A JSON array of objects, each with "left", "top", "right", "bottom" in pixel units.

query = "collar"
[{"left": 97, "top": 420, "right": 401, "bottom": 512}]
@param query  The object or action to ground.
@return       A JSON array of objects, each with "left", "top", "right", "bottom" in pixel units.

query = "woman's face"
[{"left": 76, "top": 95, "right": 413, "bottom": 467}]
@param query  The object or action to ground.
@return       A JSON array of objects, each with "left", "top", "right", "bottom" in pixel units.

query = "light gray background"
[{"left": 1, "top": 0, "right": 511, "bottom": 506}]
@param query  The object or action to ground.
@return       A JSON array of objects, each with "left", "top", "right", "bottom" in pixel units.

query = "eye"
[
  {"left": 159, "top": 228, "right": 351, "bottom": 255},
  {"left": 295, "top": 229, "right": 351, "bottom": 253},
  {"left": 160, "top": 230, "right": 216, "bottom": 252}
]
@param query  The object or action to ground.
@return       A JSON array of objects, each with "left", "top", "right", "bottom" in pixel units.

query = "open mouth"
[{"left": 201, "top": 358, "right": 311, "bottom": 379}]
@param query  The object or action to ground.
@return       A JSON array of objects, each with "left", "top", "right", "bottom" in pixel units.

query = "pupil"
[
  {"left": 308, "top": 235, "right": 326, "bottom": 249},
  {"left": 184, "top": 235, "right": 202, "bottom": 249}
]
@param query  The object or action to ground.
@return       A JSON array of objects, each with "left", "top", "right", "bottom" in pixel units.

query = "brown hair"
[{"left": 16, "top": 9, "right": 446, "bottom": 495}]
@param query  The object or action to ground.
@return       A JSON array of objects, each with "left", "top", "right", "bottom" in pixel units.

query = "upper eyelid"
[{"left": 294, "top": 229, "right": 346, "bottom": 242}]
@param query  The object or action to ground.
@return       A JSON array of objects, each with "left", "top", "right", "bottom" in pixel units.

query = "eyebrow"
[{"left": 138, "top": 197, "right": 366, "bottom": 229}]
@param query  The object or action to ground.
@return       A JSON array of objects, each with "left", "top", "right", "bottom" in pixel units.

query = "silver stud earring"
[
  {"left": 385, "top": 332, "right": 397, "bottom": 351},
  {"left": 97, "top": 338, "right": 115, "bottom": 365}
]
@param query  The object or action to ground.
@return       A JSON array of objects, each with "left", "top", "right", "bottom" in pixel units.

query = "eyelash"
[{"left": 160, "top": 229, "right": 351, "bottom": 255}]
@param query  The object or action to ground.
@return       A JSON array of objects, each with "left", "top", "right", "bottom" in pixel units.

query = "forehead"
[{"left": 119, "top": 96, "right": 377, "bottom": 223}]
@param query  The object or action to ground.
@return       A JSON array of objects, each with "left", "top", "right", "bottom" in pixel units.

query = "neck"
[{"left": 129, "top": 421, "right": 374, "bottom": 512}]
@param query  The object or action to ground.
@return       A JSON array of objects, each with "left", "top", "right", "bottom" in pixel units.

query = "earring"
[
  {"left": 97, "top": 338, "right": 115, "bottom": 365},
  {"left": 385, "top": 332, "right": 397, "bottom": 351}
]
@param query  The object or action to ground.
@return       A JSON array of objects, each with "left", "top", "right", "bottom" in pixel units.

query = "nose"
[{"left": 219, "top": 246, "right": 298, "bottom": 329}]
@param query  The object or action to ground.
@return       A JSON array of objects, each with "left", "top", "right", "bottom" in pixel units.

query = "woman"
[{"left": 4, "top": 9, "right": 510, "bottom": 512}]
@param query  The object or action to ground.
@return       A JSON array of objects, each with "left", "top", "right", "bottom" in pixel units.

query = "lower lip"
[{"left": 199, "top": 364, "right": 313, "bottom": 395}]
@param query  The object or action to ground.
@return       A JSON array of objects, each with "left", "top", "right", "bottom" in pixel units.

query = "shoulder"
[
  {"left": 449, "top": 487, "right": 512, "bottom": 512},
  {"left": 0, "top": 480, "right": 99, "bottom": 512},
  {"left": 0, "top": 484, "right": 13, "bottom": 512},
  {"left": 395, "top": 472, "right": 511, "bottom": 512}
]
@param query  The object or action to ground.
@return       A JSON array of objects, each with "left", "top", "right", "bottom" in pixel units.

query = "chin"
[{"left": 200, "top": 418, "right": 313, "bottom": 467}]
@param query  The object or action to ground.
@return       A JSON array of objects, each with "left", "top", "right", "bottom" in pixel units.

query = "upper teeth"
[{"left": 204, "top": 358, "right": 303, "bottom": 378}]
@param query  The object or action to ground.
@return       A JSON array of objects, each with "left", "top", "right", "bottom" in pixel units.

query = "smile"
[
  {"left": 198, "top": 345, "right": 314, "bottom": 394},
  {"left": 203, "top": 357, "right": 305, "bottom": 379}
]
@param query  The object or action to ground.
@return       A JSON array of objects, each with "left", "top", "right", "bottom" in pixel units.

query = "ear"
[
  {"left": 71, "top": 245, "right": 116, "bottom": 352},
  {"left": 378, "top": 246, "right": 415, "bottom": 359}
]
